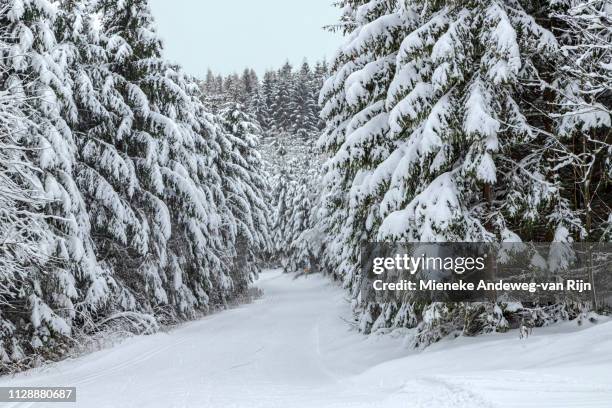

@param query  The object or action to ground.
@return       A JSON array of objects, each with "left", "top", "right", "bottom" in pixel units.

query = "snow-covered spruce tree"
[
  {"left": 95, "top": 0, "right": 230, "bottom": 318},
  {"left": 203, "top": 62, "right": 326, "bottom": 136},
  {"left": 290, "top": 61, "right": 319, "bottom": 137},
  {"left": 265, "top": 132, "right": 326, "bottom": 272},
  {"left": 378, "top": 1, "right": 564, "bottom": 243},
  {"left": 313, "top": 59, "right": 330, "bottom": 130},
  {"left": 285, "top": 169, "right": 327, "bottom": 274},
  {"left": 314, "top": 59, "right": 329, "bottom": 88},
  {"left": 552, "top": 0, "right": 611, "bottom": 242},
  {"left": 274, "top": 178, "right": 310, "bottom": 273},
  {"left": 217, "top": 103, "right": 271, "bottom": 293},
  {"left": 319, "top": 0, "right": 579, "bottom": 343},
  {"left": 0, "top": 0, "right": 106, "bottom": 359},
  {"left": 258, "top": 70, "right": 277, "bottom": 130},
  {"left": 52, "top": 0, "right": 152, "bottom": 335},
  {"left": 200, "top": 70, "right": 226, "bottom": 112},
  {"left": 0, "top": 73, "right": 53, "bottom": 369},
  {"left": 271, "top": 62, "right": 294, "bottom": 131},
  {"left": 170, "top": 73, "right": 238, "bottom": 311},
  {"left": 270, "top": 170, "right": 294, "bottom": 271},
  {"left": 240, "top": 68, "right": 258, "bottom": 102},
  {"left": 202, "top": 69, "right": 217, "bottom": 94},
  {"left": 248, "top": 85, "right": 271, "bottom": 130},
  {"left": 318, "top": 0, "right": 411, "bottom": 290},
  {"left": 222, "top": 73, "right": 246, "bottom": 105},
  {"left": 217, "top": 103, "right": 271, "bottom": 292},
  {"left": 286, "top": 179, "right": 313, "bottom": 271}
]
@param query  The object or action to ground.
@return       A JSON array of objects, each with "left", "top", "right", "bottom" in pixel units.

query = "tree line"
[
  {"left": 283, "top": 0, "right": 611, "bottom": 346},
  {"left": 201, "top": 60, "right": 329, "bottom": 137},
  {"left": 0, "top": 0, "right": 269, "bottom": 371},
  {"left": 201, "top": 61, "right": 331, "bottom": 273}
]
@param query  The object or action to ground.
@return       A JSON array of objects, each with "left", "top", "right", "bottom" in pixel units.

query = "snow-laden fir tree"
[
  {"left": 94, "top": 0, "right": 231, "bottom": 317},
  {"left": 202, "top": 61, "right": 327, "bottom": 136},
  {"left": 312, "top": 59, "right": 330, "bottom": 130},
  {"left": 222, "top": 73, "right": 246, "bottom": 105},
  {"left": 271, "top": 62, "right": 294, "bottom": 131},
  {"left": 241, "top": 68, "right": 258, "bottom": 101},
  {"left": 285, "top": 169, "right": 327, "bottom": 274},
  {"left": 0, "top": 69, "right": 52, "bottom": 367},
  {"left": 248, "top": 86, "right": 271, "bottom": 130},
  {"left": 0, "top": 0, "right": 273, "bottom": 372},
  {"left": 270, "top": 170, "right": 294, "bottom": 271},
  {"left": 258, "top": 70, "right": 278, "bottom": 129},
  {"left": 318, "top": 0, "right": 595, "bottom": 342},
  {"left": 0, "top": 0, "right": 102, "bottom": 357},
  {"left": 266, "top": 135, "right": 326, "bottom": 273},
  {"left": 217, "top": 103, "right": 271, "bottom": 292},
  {"left": 318, "top": 0, "right": 410, "bottom": 290},
  {"left": 273, "top": 178, "right": 309, "bottom": 273},
  {"left": 52, "top": 0, "right": 146, "bottom": 334},
  {"left": 290, "top": 61, "right": 320, "bottom": 137},
  {"left": 376, "top": 0, "right": 569, "bottom": 242},
  {"left": 553, "top": 0, "right": 611, "bottom": 241}
]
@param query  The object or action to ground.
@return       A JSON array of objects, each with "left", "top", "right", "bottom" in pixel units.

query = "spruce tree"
[
  {"left": 553, "top": 0, "right": 611, "bottom": 242},
  {"left": 290, "top": 61, "right": 319, "bottom": 137},
  {"left": 0, "top": 65, "right": 51, "bottom": 367},
  {"left": 260, "top": 70, "right": 278, "bottom": 130},
  {"left": 203, "top": 68, "right": 217, "bottom": 94},
  {"left": 54, "top": 0, "right": 146, "bottom": 322},
  {"left": 248, "top": 85, "right": 271, "bottom": 129},
  {"left": 223, "top": 73, "right": 245, "bottom": 104},
  {"left": 241, "top": 68, "right": 258, "bottom": 101},
  {"left": 272, "top": 62, "right": 294, "bottom": 131},
  {"left": 319, "top": 0, "right": 582, "bottom": 340},
  {"left": 217, "top": 103, "right": 271, "bottom": 291},
  {"left": 318, "top": 0, "right": 408, "bottom": 289},
  {"left": 0, "top": 0, "right": 97, "bottom": 354},
  {"left": 95, "top": 0, "right": 228, "bottom": 317},
  {"left": 271, "top": 171, "right": 294, "bottom": 271}
]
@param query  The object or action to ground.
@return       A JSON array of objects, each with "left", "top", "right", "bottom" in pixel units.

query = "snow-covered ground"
[{"left": 2, "top": 269, "right": 611, "bottom": 408}]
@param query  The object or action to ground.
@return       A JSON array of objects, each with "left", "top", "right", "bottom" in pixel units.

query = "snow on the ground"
[{"left": 1, "top": 269, "right": 611, "bottom": 408}]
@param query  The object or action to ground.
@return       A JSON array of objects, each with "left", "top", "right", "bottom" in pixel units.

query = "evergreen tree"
[
  {"left": 290, "top": 61, "right": 319, "bottom": 136},
  {"left": 313, "top": 59, "right": 329, "bottom": 129},
  {"left": 318, "top": 0, "right": 407, "bottom": 289},
  {"left": 201, "top": 61, "right": 325, "bottom": 135},
  {"left": 54, "top": 0, "right": 144, "bottom": 323},
  {"left": 248, "top": 85, "right": 271, "bottom": 129},
  {"left": 223, "top": 73, "right": 245, "bottom": 103},
  {"left": 272, "top": 61, "right": 294, "bottom": 131},
  {"left": 0, "top": 0, "right": 277, "bottom": 371},
  {"left": 271, "top": 171, "right": 293, "bottom": 271},
  {"left": 0, "top": 0, "right": 97, "bottom": 355},
  {"left": 95, "top": 0, "right": 229, "bottom": 317},
  {"left": 0, "top": 64, "right": 51, "bottom": 366},
  {"left": 217, "top": 103, "right": 271, "bottom": 291},
  {"left": 260, "top": 70, "right": 278, "bottom": 130},
  {"left": 203, "top": 68, "right": 217, "bottom": 94},
  {"left": 376, "top": 1, "right": 564, "bottom": 243},
  {"left": 318, "top": 0, "right": 593, "bottom": 341},
  {"left": 553, "top": 0, "right": 611, "bottom": 242},
  {"left": 314, "top": 59, "right": 329, "bottom": 83},
  {"left": 241, "top": 68, "right": 258, "bottom": 101},
  {"left": 286, "top": 170, "right": 325, "bottom": 273}
]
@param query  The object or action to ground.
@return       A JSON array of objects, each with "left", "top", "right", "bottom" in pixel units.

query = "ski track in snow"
[{"left": 1, "top": 269, "right": 611, "bottom": 408}]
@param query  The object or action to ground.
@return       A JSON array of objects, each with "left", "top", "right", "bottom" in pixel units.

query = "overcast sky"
[{"left": 148, "top": 0, "right": 343, "bottom": 77}]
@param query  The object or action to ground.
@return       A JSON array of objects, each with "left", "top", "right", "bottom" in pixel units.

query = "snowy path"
[{"left": 1, "top": 269, "right": 612, "bottom": 407}]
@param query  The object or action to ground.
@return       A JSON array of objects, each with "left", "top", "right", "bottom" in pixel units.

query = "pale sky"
[{"left": 148, "top": 0, "right": 343, "bottom": 77}]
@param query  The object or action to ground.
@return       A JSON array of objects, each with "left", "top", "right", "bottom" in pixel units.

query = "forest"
[{"left": 0, "top": 0, "right": 610, "bottom": 381}]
